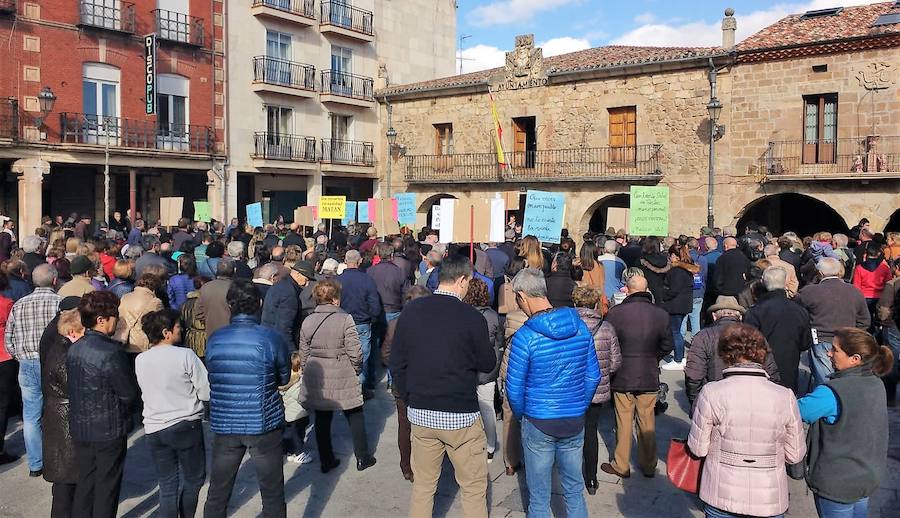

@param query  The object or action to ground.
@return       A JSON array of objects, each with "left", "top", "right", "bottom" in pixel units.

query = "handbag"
[
  {"left": 667, "top": 438, "right": 703, "bottom": 494},
  {"left": 498, "top": 276, "right": 518, "bottom": 314}
]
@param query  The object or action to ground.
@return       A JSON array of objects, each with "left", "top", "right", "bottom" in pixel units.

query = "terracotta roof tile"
[
  {"left": 378, "top": 45, "right": 721, "bottom": 97},
  {"left": 737, "top": 1, "right": 900, "bottom": 52}
]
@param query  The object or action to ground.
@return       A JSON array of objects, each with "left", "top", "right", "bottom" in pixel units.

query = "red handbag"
[{"left": 667, "top": 438, "right": 703, "bottom": 494}]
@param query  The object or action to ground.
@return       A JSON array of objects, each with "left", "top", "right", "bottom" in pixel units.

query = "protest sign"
[
  {"left": 246, "top": 202, "right": 264, "bottom": 228},
  {"left": 431, "top": 205, "right": 441, "bottom": 230},
  {"left": 342, "top": 201, "right": 357, "bottom": 226},
  {"left": 629, "top": 186, "right": 669, "bottom": 236},
  {"left": 522, "top": 190, "right": 565, "bottom": 244},
  {"left": 193, "top": 201, "right": 211, "bottom": 222},
  {"left": 294, "top": 206, "right": 316, "bottom": 228},
  {"left": 606, "top": 207, "right": 630, "bottom": 234},
  {"left": 159, "top": 197, "right": 184, "bottom": 227},
  {"left": 394, "top": 193, "right": 417, "bottom": 226},
  {"left": 490, "top": 198, "right": 506, "bottom": 243},
  {"left": 438, "top": 199, "right": 455, "bottom": 243},
  {"left": 357, "top": 201, "right": 370, "bottom": 223},
  {"left": 453, "top": 199, "right": 491, "bottom": 244},
  {"left": 503, "top": 191, "right": 521, "bottom": 211},
  {"left": 369, "top": 198, "right": 401, "bottom": 235},
  {"left": 319, "top": 196, "right": 346, "bottom": 219}
]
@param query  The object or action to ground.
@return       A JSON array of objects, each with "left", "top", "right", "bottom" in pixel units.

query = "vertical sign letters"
[{"left": 144, "top": 34, "right": 156, "bottom": 115}]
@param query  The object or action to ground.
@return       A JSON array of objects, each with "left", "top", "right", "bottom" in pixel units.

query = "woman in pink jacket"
[{"left": 687, "top": 324, "right": 806, "bottom": 518}]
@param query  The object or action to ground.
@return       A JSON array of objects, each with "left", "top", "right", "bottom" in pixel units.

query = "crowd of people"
[{"left": 0, "top": 210, "right": 895, "bottom": 518}]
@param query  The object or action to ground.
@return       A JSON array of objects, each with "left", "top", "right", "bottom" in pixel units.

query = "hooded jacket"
[
  {"left": 851, "top": 258, "right": 892, "bottom": 299},
  {"left": 575, "top": 307, "right": 621, "bottom": 404},
  {"left": 638, "top": 253, "right": 670, "bottom": 306},
  {"left": 505, "top": 307, "right": 600, "bottom": 420},
  {"left": 662, "top": 260, "right": 700, "bottom": 315}
]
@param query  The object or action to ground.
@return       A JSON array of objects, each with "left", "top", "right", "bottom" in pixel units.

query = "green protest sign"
[
  {"left": 629, "top": 186, "right": 669, "bottom": 236},
  {"left": 193, "top": 201, "right": 211, "bottom": 222}
]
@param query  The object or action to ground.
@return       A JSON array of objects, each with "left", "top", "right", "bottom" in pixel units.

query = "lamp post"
[
  {"left": 34, "top": 86, "right": 57, "bottom": 129},
  {"left": 386, "top": 125, "right": 397, "bottom": 198},
  {"left": 706, "top": 65, "right": 725, "bottom": 229}
]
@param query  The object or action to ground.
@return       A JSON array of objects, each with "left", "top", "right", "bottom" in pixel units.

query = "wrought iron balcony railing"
[
  {"left": 405, "top": 145, "right": 663, "bottom": 183},
  {"left": 320, "top": 1, "right": 374, "bottom": 36},
  {"left": 320, "top": 138, "right": 374, "bottom": 166},
  {"left": 252, "top": 56, "right": 316, "bottom": 91},
  {"left": 253, "top": 132, "right": 317, "bottom": 162},
  {"left": 153, "top": 9, "right": 204, "bottom": 46},
  {"left": 0, "top": 0, "right": 17, "bottom": 14},
  {"left": 0, "top": 98, "right": 18, "bottom": 140},
  {"left": 252, "top": 0, "right": 315, "bottom": 19},
  {"left": 320, "top": 70, "right": 374, "bottom": 101},
  {"left": 60, "top": 113, "right": 213, "bottom": 154},
  {"left": 764, "top": 136, "right": 900, "bottom": 177},
  {"left": 79, "top": 0, "right": 135, "bottom": 33}
]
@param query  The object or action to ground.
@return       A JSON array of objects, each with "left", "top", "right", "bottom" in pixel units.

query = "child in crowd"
[{"left": 281, "top": 352, "right": 312, "bottom": 464}]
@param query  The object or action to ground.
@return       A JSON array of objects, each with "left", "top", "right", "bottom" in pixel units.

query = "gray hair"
[
  {"left": 322, "top": 258, "right": 339, "bottom": 275},
  {"left": 723, "top": 226, "right": 737, "bottom": 237},
  {"left": 226, "top": 240, "right": 244, "bottom": 259},
  {"left": 426, "top": 250, "right": 442, "bottom": 266},
  {"left": 125, "top": 245, "right": 143, "bottom": 259},
  {"left": 762, "top": 266, "right": 787, "bottom": 291},
  {"left": 816, "top": 257, "right": 843, "bottom": 277},
  {"left": 21, "top": 235, "right": 42, "bottom": 253},
  {"left": 603, "top": 240, "right": 618, "bottom": 254},
  {"left": 832, "top": 233, "right": 849, "bottom": 248},
  {"left": 344, "top": 250, "right": 362, "bottom": 266},
  {"left": 32, "top": 264, "right": 58, "bottom": 288},
  {"left": 432, "top": 243, "right": 447, "bottom": 256},
  {"left": 511, "top": 268, "right": 547, "bottom": 298},
  {"left": 763, "top": 243, "right": 779, "bottom": 257},
  {"left": 217, "top": 257, "right": 236, "bottom": 278},
  {"left": 255, "top": 262, "right": 279, "bottom": 281}
]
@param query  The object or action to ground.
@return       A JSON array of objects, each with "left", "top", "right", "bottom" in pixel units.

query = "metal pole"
[
  {"left": 707, "top": 64, "right": 717, "bottom": 229},
  {"left": 104, "top": 117, "right": 110, "bottom": 226},
  {"left": 129, "top": 168, "right": 137, "bottom": 225},
  {"left": 386, "top": 102, "right": 393, "bottom": 198}
]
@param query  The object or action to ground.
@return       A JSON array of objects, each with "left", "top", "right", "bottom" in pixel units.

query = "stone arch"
[
  {"left": 579, "top": 193, "right": 630, "bottom": 234},
  {"left": 734, "top": 193, "right": 849, "bottom": 236},
  {"left": 885, "top": 209, "right": 900, "bottom": 233},
  {"left": 417, "top": 193, "right": 457, "bottom": 228}
]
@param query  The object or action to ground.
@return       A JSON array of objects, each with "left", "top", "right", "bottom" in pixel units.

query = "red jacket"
[
  {"left": 0, "top": 295, "right": 13, "bottom": 362},
  {"left": 852, "top": 260, "right": 893, "bottom": 299},
  {"left": 99, "top": 253, "right": 117, "bottom": 281}
]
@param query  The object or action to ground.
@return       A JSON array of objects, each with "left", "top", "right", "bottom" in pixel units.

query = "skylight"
[
  {"left": 800, "top": 7, "right": 844, "bottom": 20},
  {"left": 872, "top": 12, "right": 900, "bottom": 27}
]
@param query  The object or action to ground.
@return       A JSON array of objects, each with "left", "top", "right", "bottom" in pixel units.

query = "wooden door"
[{"left": 609, "top": 106, "right": 636, "bottom": 165}]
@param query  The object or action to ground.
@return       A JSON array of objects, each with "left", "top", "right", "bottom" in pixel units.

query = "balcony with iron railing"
[
  {"left": 60, "top": 113, "right": 213, "bottom": 154},
  {"left": 252, "top": 56, "right": 316, "bottom": 98},
  {"left": 0, "top": 0, "right": 16, "bottom": 14},
  {"left": 320, "top": 138, "right": 374, "bottom": 167},
  {"left": 405, "top": 144, "right": 663, "bottom": 183},
  {"left": 153, "top": 9, "right": 204, "bottom": 47},
  {"left": 763, "top": 136, "right": 900, "bottom": 180},
  {"left": 78, "top": 0, "right": 135, "bottom": 34},
  {"left": 252, "top": 132, "right": 317, "bottom": 162},
  {"left": 320, "top": 1, "right": 374, "bottom": 41},
  {"left": 251, "top": 0, "right": 316, "bottom": 26},
  {"left": 0, "top": 98, "right": 18, "bottom": 141},
  {"left": 320, "top": 70, "right": 374, "bottom": 106}
]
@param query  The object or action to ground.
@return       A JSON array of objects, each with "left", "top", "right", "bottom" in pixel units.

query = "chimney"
[{"left": 722, "top": 8, "right": 736, "bottom": 49}]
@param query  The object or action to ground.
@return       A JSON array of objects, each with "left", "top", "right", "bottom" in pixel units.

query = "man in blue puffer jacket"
[
  {"left": 203, "top": 279, "right": 291, "bottom": 518},
  {"left": 505, "top": 268, "right": 600, "bottom": 518}
]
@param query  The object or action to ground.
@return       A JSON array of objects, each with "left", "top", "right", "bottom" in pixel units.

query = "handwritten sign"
[
  {"left": 319, "top": 196, "right": 346, "bottom": 219},
  {"left": 357, "top": 201, "right": 370, "bottom": 223},
  {"left": 522, "top": 190, "right": 565, "bottom": 244},
  {"left": 246, "top": 202, "right": 264, "bottom": 228},
  {"left": 193, "top": 201, "right": 211, "bottom": 223},
  {"left": 394, "top": 193, "right": 417, "bottom": 225},
  {"left": 629, "top": 186, "right": 669, "bottom": 236},
  {"left": 342, "top": 201, "right": 357, "bottom": 226},
  {"left": 431, "top": 205, "right": 441, "bottom": 230}
]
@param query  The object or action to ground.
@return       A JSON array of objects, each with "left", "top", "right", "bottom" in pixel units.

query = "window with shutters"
[
  {"left": 608, "top": 106, "right": 636, "bottom": 164},
  {"left": 802, "top": 94, "right": 838, "bottom": 164},
  {"left": 434, "top": 123, "right": 453, "bottom": 155}
]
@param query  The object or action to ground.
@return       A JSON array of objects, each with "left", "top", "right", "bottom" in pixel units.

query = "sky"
[{"left": 455, "top": 0, "right": 887, "bottom": 73}]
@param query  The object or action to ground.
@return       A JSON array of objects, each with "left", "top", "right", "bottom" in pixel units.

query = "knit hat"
[{"left": 70, "top": 255, "right": 93, "bottom": 275}]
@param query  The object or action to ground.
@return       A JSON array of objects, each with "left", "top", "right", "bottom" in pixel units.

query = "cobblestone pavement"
[{"left": 0, "top": 367, "right": 897, "bottom": 517}]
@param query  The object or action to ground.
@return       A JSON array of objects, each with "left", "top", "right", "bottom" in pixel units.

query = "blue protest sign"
[
  {"left": 522, "top": 190, "right": 565, "bottom": 244},
  {"left": 246, "top": 202, "right": 264, "bottom": 229},
  {"left": 357, "top": 200, "right": 370, "bottom": 223},
  {"left": 394, "top": 193, "right": 417, "bottom": 225},
  {"left": 342, "top": 201, "right": 357, "bottom": 226}
]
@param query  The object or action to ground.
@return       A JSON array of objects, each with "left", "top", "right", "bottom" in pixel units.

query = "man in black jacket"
[
  {"left": 337, "top": 250, "right": 382, "bottom": 391},
  {"left": 68, "top": 291, "right": 138, "bottom": 518},
  {"left": 713, "top": 237, "right": 750, "bottom": 297},
  {"left": 261, "top": 260, "right": 316, "bottom": 348},
  {"left": 602, "top": 276, "right": 672, "bottom": 479},
  {"left": 744, "top": 267, "right": 812, "bottom": 392}
]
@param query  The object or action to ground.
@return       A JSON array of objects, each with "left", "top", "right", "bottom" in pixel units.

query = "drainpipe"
[
  {"left": 385, "top": 98, "right": 392, "bottom": 198},
  {"left": 218, "top": 0, "right": 229, "bottom": 221}
]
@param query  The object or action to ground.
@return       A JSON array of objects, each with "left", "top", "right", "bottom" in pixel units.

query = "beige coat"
[
  {"left": 196, "top": 278, "right": 233, "bottom": 338},
  {"left": 688, "top": 365, "right": 806, "bottom": 517},
  {"left": 57, "top": 276, "right": 95, "bottom": 299},
  {"left": 499, "top": 309, "right": 527, "bottom": 386},
  {"left": 114, "top": 286, "right": 163, "bottom": 353},
  {"left": 299, "top": 305, "right": 363, "bottom": 411},
  {"left": 765, "top": 255, "right": 799, "bottom": 298}
]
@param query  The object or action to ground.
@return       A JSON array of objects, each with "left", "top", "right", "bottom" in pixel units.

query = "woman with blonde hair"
[{"left": 517, "top": 235, "right": 547, "bottom": 273}]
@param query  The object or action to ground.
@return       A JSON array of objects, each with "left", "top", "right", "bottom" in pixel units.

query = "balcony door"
[
  {"left": 331, "top": 46, "right": 353, "bottom": 96},
  {"left": 434, "top": 123, "right": 453, "bottom": 171},
  {"left": 82, "top": 0, "right": 123, "bottom": 30},
  {"left": 512, "top": 116, "right": 536, "bottom": 169},
  {"left": 329, "top": 0, "right": 353, "bottom": 27},
  {"left": 266, "top": 31, "right": 292, "bottom": 86},
  {"left": 82, "top": 63, "right": 120, "bottom": 145},
  {"left": 609, "top": 106, "right": 636, "bottom": 165},
  {"left": 157, "top": 74, "right": 189, "bottom": 151},
  {"left": 803, "top": 94, "right": 837, "bottom": 165},
  {"left": 157, "top": 0, "right": 190, "bottom": 42},
  {"left": 331, "top": 114, "right": 351, "bottom": 162},
  {"left": 266, "top": 106, "right": 293, "bottom": 158}
]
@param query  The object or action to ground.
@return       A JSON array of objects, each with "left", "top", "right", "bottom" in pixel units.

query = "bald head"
[
  {"left": 704, "top": 237, "right": 718, "bottom": 251},
  {"left": 626, "top": 275, "right": 648, "bottom": 294},
  {"left": 723, "top": 237, "right": 738, "bottom": 250}
]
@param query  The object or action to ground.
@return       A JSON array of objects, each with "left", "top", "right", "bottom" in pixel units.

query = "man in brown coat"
[{"left": 196, "top": 257, "right": 235, "bottom": 338}]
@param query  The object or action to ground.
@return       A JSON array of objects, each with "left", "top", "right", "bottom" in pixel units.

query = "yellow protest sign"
[{"left": 318, "top": 196, "right": 347, "bottom": 219}]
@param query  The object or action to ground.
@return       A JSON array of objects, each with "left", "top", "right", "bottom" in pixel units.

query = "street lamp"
[
  {"left": 34, "top": 86, "right": 57, "bottom": 128},
  {"left": 706, "top": 63, "right": 726, "bottom": 228},
  {"left": 386, "top": 124, "right": 397, "bottom": 197}
]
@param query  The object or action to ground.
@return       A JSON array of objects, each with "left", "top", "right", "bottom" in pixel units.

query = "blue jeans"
[
  {"left": 147, "top": 419, "right": 207, "bottom": 518},
  {"left": 670, "top": 314, "right": 687, "bottom": 362},
  {"left": 810, "top": 340, "right": 834, "bottom": 387},
  {"left": 521, "top": 418, "right": 588, "bottom": 518},
  {"left": 681, "top": 297, "right": 703, "bottom": 342},
  {"left": 706, "top": 504, "right": 783, "bottom": 518},
  {"left": 383, "top": 312, "right": 401, "bottom": 386},
  {"left": 356, "top": 323, "right": 372, "bottom": 387},
  {"left": 18, "top": 358, "right": 43, "bottom": 471},
  {"left": 814, "top": 495, "right": 868, "bottom": 518}
]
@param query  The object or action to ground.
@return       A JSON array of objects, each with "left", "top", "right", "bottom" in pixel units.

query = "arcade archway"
[
  {"left": 417, "top": 193, "right": 457, "bottom": 228},
  {"left": 583, "top": 194, "right": 630, "bottom": 233},
  {"left": 735, "top": 193, "right": 848, "bottom": 237}
]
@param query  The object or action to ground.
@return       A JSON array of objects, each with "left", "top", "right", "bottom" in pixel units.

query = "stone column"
[
  {"left": 206, "top": 168, "right": 222, "bottom": 222},
  {"left": 308, "top": 170, "right": 323, "bottom": 206},
  {"left": 224, "top": 164, "right": 238, "bottom": 222},
  {"left": 12, "top": 158, "right": 50, "bottom": 242}
]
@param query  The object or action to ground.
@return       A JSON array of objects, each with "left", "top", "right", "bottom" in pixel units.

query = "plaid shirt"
[
  {"left": 5, "top": 287, "right": 61, "bottom": 361},
  {"left": 408, "top": 288, "right": 480, "bottom": 431}
]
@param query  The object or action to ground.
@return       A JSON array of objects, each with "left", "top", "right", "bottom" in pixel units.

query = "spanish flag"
[{"left": 489, "top": 88, "right": 507, "bottom": 168}]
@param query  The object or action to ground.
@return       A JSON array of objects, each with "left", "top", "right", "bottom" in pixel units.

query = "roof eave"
[{"left": 736, "top": 30, "right": 900, "bottom": 59}]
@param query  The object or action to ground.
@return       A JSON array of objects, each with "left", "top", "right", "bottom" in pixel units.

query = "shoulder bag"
[{"left": 667, "top": 438, "right": 703, "bottom": 494}]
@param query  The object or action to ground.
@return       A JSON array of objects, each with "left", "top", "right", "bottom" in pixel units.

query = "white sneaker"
[
  {"left": 287, "top": 451, "right": 314, "bottom": 464},
  {"left": 661, "top": 360, "right": 685, "bottom": 371}
]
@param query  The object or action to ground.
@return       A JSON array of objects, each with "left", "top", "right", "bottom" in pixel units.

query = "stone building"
[
  {"left": 224, "top": 0, "right": 456, "bottom": 223},
  {"left": 376, "top": 2, "right": 900, "bottom": 238}
]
